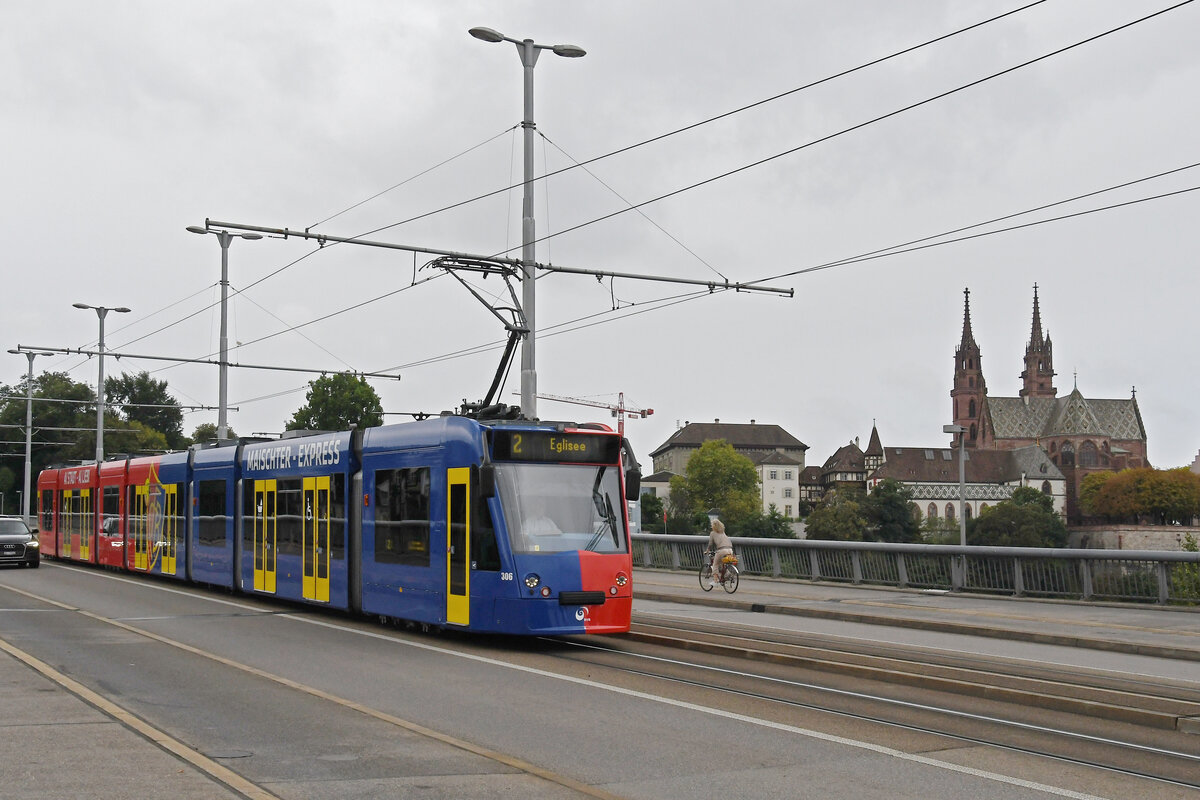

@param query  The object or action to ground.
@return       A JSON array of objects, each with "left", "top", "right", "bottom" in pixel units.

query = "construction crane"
[{"left": 536, "top": 392, "right": 653, "bottom": 437}]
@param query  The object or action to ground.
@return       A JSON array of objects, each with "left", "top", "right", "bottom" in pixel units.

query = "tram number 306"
[{"left": 501, "top": 572, "right": 515, "bottom": 581}]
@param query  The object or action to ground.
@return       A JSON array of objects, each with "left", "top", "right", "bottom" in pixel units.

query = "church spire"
[
  {"left": 960, "top": 287, "right": 977, "bottom": 350},
  {"left": 951, "top": 287, "right": 985, "bottom": 447},
  {"left": 1020, "top": 283, "right": 1057, "bottom": 399}
]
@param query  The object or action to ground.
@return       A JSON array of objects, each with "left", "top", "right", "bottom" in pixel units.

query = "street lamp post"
[
  {"left": 943, "top": 424, "right": 968, "bottom": 546},
  {"left": 74, "top": 303, "right": 131, "bottom": 463},
  {"left": 188, "top": 224, "right": 263, "bottom": 440},
  {"left": 7, "top": 348, "right": 54, "bottom": 523},
  {"left": 469, "top": 26, "right": 586, "bottom": 420}
]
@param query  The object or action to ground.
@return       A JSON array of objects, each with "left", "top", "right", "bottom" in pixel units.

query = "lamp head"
[
  {"left": 114, "top": 307, "right": 132, "bottom": 314},
  {"left": 469, "top": 26, "right": 505, "bottom": 43},
  {"left": 552, "top": 43, "right": 586, "bottom": 58},
  {"left": 240, "top": 233, "right": 263, "bottom": 240},
  {"left": 72, "top": 302, "right": 91, "bottom": 310},
  {"left": 186, "top": 225, "right": 209, "bottom": 235}
]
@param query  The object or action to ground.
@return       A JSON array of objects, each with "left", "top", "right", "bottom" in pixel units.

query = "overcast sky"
[{"left": 4, "top": 0, "right": 1198, "bottom": 471}]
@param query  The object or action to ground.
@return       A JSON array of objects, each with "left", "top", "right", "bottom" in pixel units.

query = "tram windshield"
[{"left": 495, "top": 463, "right": 627, "bottom": 555}]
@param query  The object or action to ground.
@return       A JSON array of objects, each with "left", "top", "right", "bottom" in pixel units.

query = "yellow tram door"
[
  {"left": 60, "top": 491, "right": 73, "bottom": 558},
  {"left": 446, "top": 468, "right": 470, "bottom": 626},
  {"left": 161, "top": 484, "right": 178, "bottom": 576},
  {"left": 302, "top": 476, "right": 330, "bottom": 603},
  {"left": 253, "top": 480, "right": 277, "bottom": 593},
  {"left": 134, "top": 485, "right": 150, "bottom": 570},
  {"left": 78, "top": 489, "right": 91, "bottom": 561}
]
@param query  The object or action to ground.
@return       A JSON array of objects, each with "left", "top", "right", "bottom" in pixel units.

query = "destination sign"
[{"left": 492, "top": 430, "right": 620, "bottom": 464}]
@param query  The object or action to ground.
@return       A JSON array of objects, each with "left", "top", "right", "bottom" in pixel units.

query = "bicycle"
[{"left": 699, "top": 550, "right": 740, "bottom": 594}]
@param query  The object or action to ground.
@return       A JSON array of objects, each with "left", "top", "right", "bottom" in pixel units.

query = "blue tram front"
[{"left": 358, "top": 417, "right": 634, "bottom": 634}]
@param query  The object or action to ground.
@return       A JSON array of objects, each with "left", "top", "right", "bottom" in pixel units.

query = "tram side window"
[
  {"left": 471, "top": 486, "right": 500, "bottom": 571},
  {"left": 103, "top": 486, "right": 120, "bottom": 534},
  {"left": 40, "top": 490, "right": 54, "bottom": 531},
  {"left": 374, "top": 467, "right": 430, "bottom": 566},
  {"left": 276, "top": 478, "right": 303, "bottom": 558},
  {"left": 330, "top": 474, "right": 346, "bottom": 562},
  {"left": 198, "top": 480, "right": 228, "bottom": 547}
]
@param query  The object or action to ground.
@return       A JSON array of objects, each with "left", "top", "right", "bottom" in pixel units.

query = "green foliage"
[
  {"left": 1080, "top": 467, "right": 1200, "bottom": 524},
  {"left": 106, "top": 371, "right": 185, "bottom": 449},
  {"left": 805, "top": 487, "right": 868, "bottom": 541},
  {"left": 1171, "top": 532, "right": 1200, "bottom": 603},
  {"left": 668, "top": 440, "right": 760, "bottom": 525},
  {"left": 189, "top": 422, "right": 238, "bottom": 444},
  {"left": 863, "top": 478, "right": 921, "bottom": 543},
  {"left": 639, "top": 493, "right": 665, "bottom": 534},
  {"left": 286, "top": 374, "right": 384, "bottom": 433},
  {"left": 735, "top": 504, "right": 796, "bottom": 539},
  {"left": 968, "top": 489, "right": 1068, "bottom": 548}
]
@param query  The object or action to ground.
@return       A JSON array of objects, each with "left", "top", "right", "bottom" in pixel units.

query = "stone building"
[{"left": 950, "top": 286, "right": 1147, "bottom": 522}]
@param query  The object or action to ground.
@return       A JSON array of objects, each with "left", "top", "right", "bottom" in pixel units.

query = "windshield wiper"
[{"left": 585, "top": 468, "right": 615, "bottom": 552}]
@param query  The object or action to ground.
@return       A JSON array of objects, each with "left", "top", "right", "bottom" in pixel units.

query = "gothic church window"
[
  {"left": 1061, "top": 442, "right": 1075, "bottom": 467},
  {"left": 927, "top": 503, "right": 937, "bottom": 519},
  {"left": 1041, "top": 480, "right": 1052, "bottom": 495},
  {"left": 968, "top": 399, "right": 976, "bottom": 418},
  {"left": 1079, "top": 441, "right": 1099, "bottom": 468}
]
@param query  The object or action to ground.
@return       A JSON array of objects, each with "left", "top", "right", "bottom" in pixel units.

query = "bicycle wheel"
[
  {"left": 722, "top": 565, "right": 739, "bottom": 593},
  {"left": 698, "top": 563, "right": 714, "bottom": 591}
]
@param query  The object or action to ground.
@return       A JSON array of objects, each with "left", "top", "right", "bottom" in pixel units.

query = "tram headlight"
[
  {"left": 524, "top": 573, "right": 541, "bottom": 589},
  {"left": 614, "top": 571, "right": 628, "bottom": 587}
]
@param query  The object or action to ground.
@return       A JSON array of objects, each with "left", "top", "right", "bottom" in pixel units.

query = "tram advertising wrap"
[{"left": 35, "top": 417, "right": 638, "bottom": 635}]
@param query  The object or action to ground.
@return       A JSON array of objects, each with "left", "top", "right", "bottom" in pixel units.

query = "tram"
[{"left": 35, "top": 416, "right": 639, "bottom": 635}]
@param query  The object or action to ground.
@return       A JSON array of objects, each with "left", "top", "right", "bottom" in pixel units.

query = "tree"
[
  {"left": 968, "top": 487, "right": 1067, "bottom": 548},
  {"left": 736, "top": 504, "right": 795, "bottom": 539},
  {"left": 863, "top": 478, "right": 921, "bottom": 543},
  {"left": 190, "top": 422, "right": 238, "bottom": 444},
  {"left": 668, "top": 440, "right": 760, "bottom": 533},
  {"left": 286, "top": 374, "right": 384, "bottom": 433},
  {"left": 640, "top": 492, "right": 665, "bottom": 534},
  {"left": 0, "top": 371, "right": 95, "bottom": 471},
  {"left": 106, "top": 371, "right": 185, "bottom": 449},
  {"left": 805, "top": 487, "right": 868, "bottom": 541},
  {"left": 1080, "top": 467, "right": 1200, "bottom": 525}
]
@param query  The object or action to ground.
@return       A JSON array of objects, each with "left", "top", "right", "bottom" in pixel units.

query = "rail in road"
[
  {"left": 5, "top": 561, "right": 1200, "bottom": 799},
  {"left": 631, "top": 567, "right": 1200, "bottom": 662}
]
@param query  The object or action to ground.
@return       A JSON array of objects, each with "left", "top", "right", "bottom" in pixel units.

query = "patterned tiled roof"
[{"left": 986, "top": 390, "right": 1145, "bottom": 442}]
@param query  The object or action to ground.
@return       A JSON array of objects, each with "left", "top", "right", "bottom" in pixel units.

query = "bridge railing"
[{"left": 630, "top": 534, "right": 1200, "bottom": 604}]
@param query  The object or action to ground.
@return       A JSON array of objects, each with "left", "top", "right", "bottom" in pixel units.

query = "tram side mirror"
[
  {"left": 624, "top": 468, "right": 640, "bottom": 500},
  {"left": 478, "top": 464, "right": 496, "bottom": 499}
]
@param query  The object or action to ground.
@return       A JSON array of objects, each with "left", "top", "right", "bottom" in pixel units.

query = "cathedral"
[{"left": 950, "top": 286, "right": 1148, "bottom": 522}]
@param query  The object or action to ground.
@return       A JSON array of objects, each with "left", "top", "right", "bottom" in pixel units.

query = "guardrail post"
[
  {"left": 895, "top": 552, "right": 908, "bottom": 588},
  {"left": 670, "top": 543, "right": 681, "bottom": 571},
  {"left": 809, "top": 549, "right": 821, "bottom": 581},
  {"left": 1157, "top": 561, "right": 1169, "bottom": 604},
  {"left": 1012, "top": 557, "right": 1024, "bottom": 597},
  {"left": 1079, "top": 559, "right": 1093, "bottom": 600},
  {"left": 771, "top": 546, "right": 782, "bottom": 578},
  {"left": 851, "top": 551, "right": 863, "bottom": 584},
  {"left": 951, "top": 554, "right": 964, "bottom": 592}
]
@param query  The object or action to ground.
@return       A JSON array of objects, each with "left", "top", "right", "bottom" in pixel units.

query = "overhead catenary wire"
[{"left": 57, "top": 1, "right": 1058, "bottom": 381}]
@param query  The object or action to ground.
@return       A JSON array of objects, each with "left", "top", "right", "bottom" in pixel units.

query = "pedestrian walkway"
[
  {"left": 0, "top": 637, "right": 248, "bottom": 800},
  {"left": 632, "top": 567, "right": 1200, "bottom": 662}
]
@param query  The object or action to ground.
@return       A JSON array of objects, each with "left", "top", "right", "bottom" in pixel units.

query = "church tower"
[
  {"left": 1020, "top": 284, "right": 1057, "bottom": 399},
  {"left": 951, "top": 288, "right": 986, "bottom": 446}
]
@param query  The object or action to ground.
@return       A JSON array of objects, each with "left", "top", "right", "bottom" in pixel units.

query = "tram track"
[{"left": 551, "top": 615, "right": 1200, "bottom": 793}]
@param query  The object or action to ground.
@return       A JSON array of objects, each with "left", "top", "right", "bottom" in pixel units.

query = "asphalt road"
[{"left": 3, "top": 562, "right": 1197, "bottom": 799}]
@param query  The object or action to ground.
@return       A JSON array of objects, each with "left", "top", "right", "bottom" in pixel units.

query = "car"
[{"left": 0, "top": 516, "right": 40, "bottom": 568}]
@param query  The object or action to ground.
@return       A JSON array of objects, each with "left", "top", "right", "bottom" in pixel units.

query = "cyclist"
[{"left": 707, "top": 518, "right": 733, "bottom": 585}]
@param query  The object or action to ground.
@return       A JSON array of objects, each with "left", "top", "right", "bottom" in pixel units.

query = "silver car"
[{"left": 0, "top": 516, "right": 40, "bottom": 568}]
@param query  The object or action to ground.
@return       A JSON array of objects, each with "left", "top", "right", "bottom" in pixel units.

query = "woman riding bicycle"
[{"left": 707, "top": 518, "right": 733, "bottom": 584}]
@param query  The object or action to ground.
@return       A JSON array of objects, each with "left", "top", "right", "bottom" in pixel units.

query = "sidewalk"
[
  {"left": 632, "top": 568, "right": 1200, "bottom": 662},
  {"left": 0, "top": 639, "right": 249, "bottom": 800}
]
